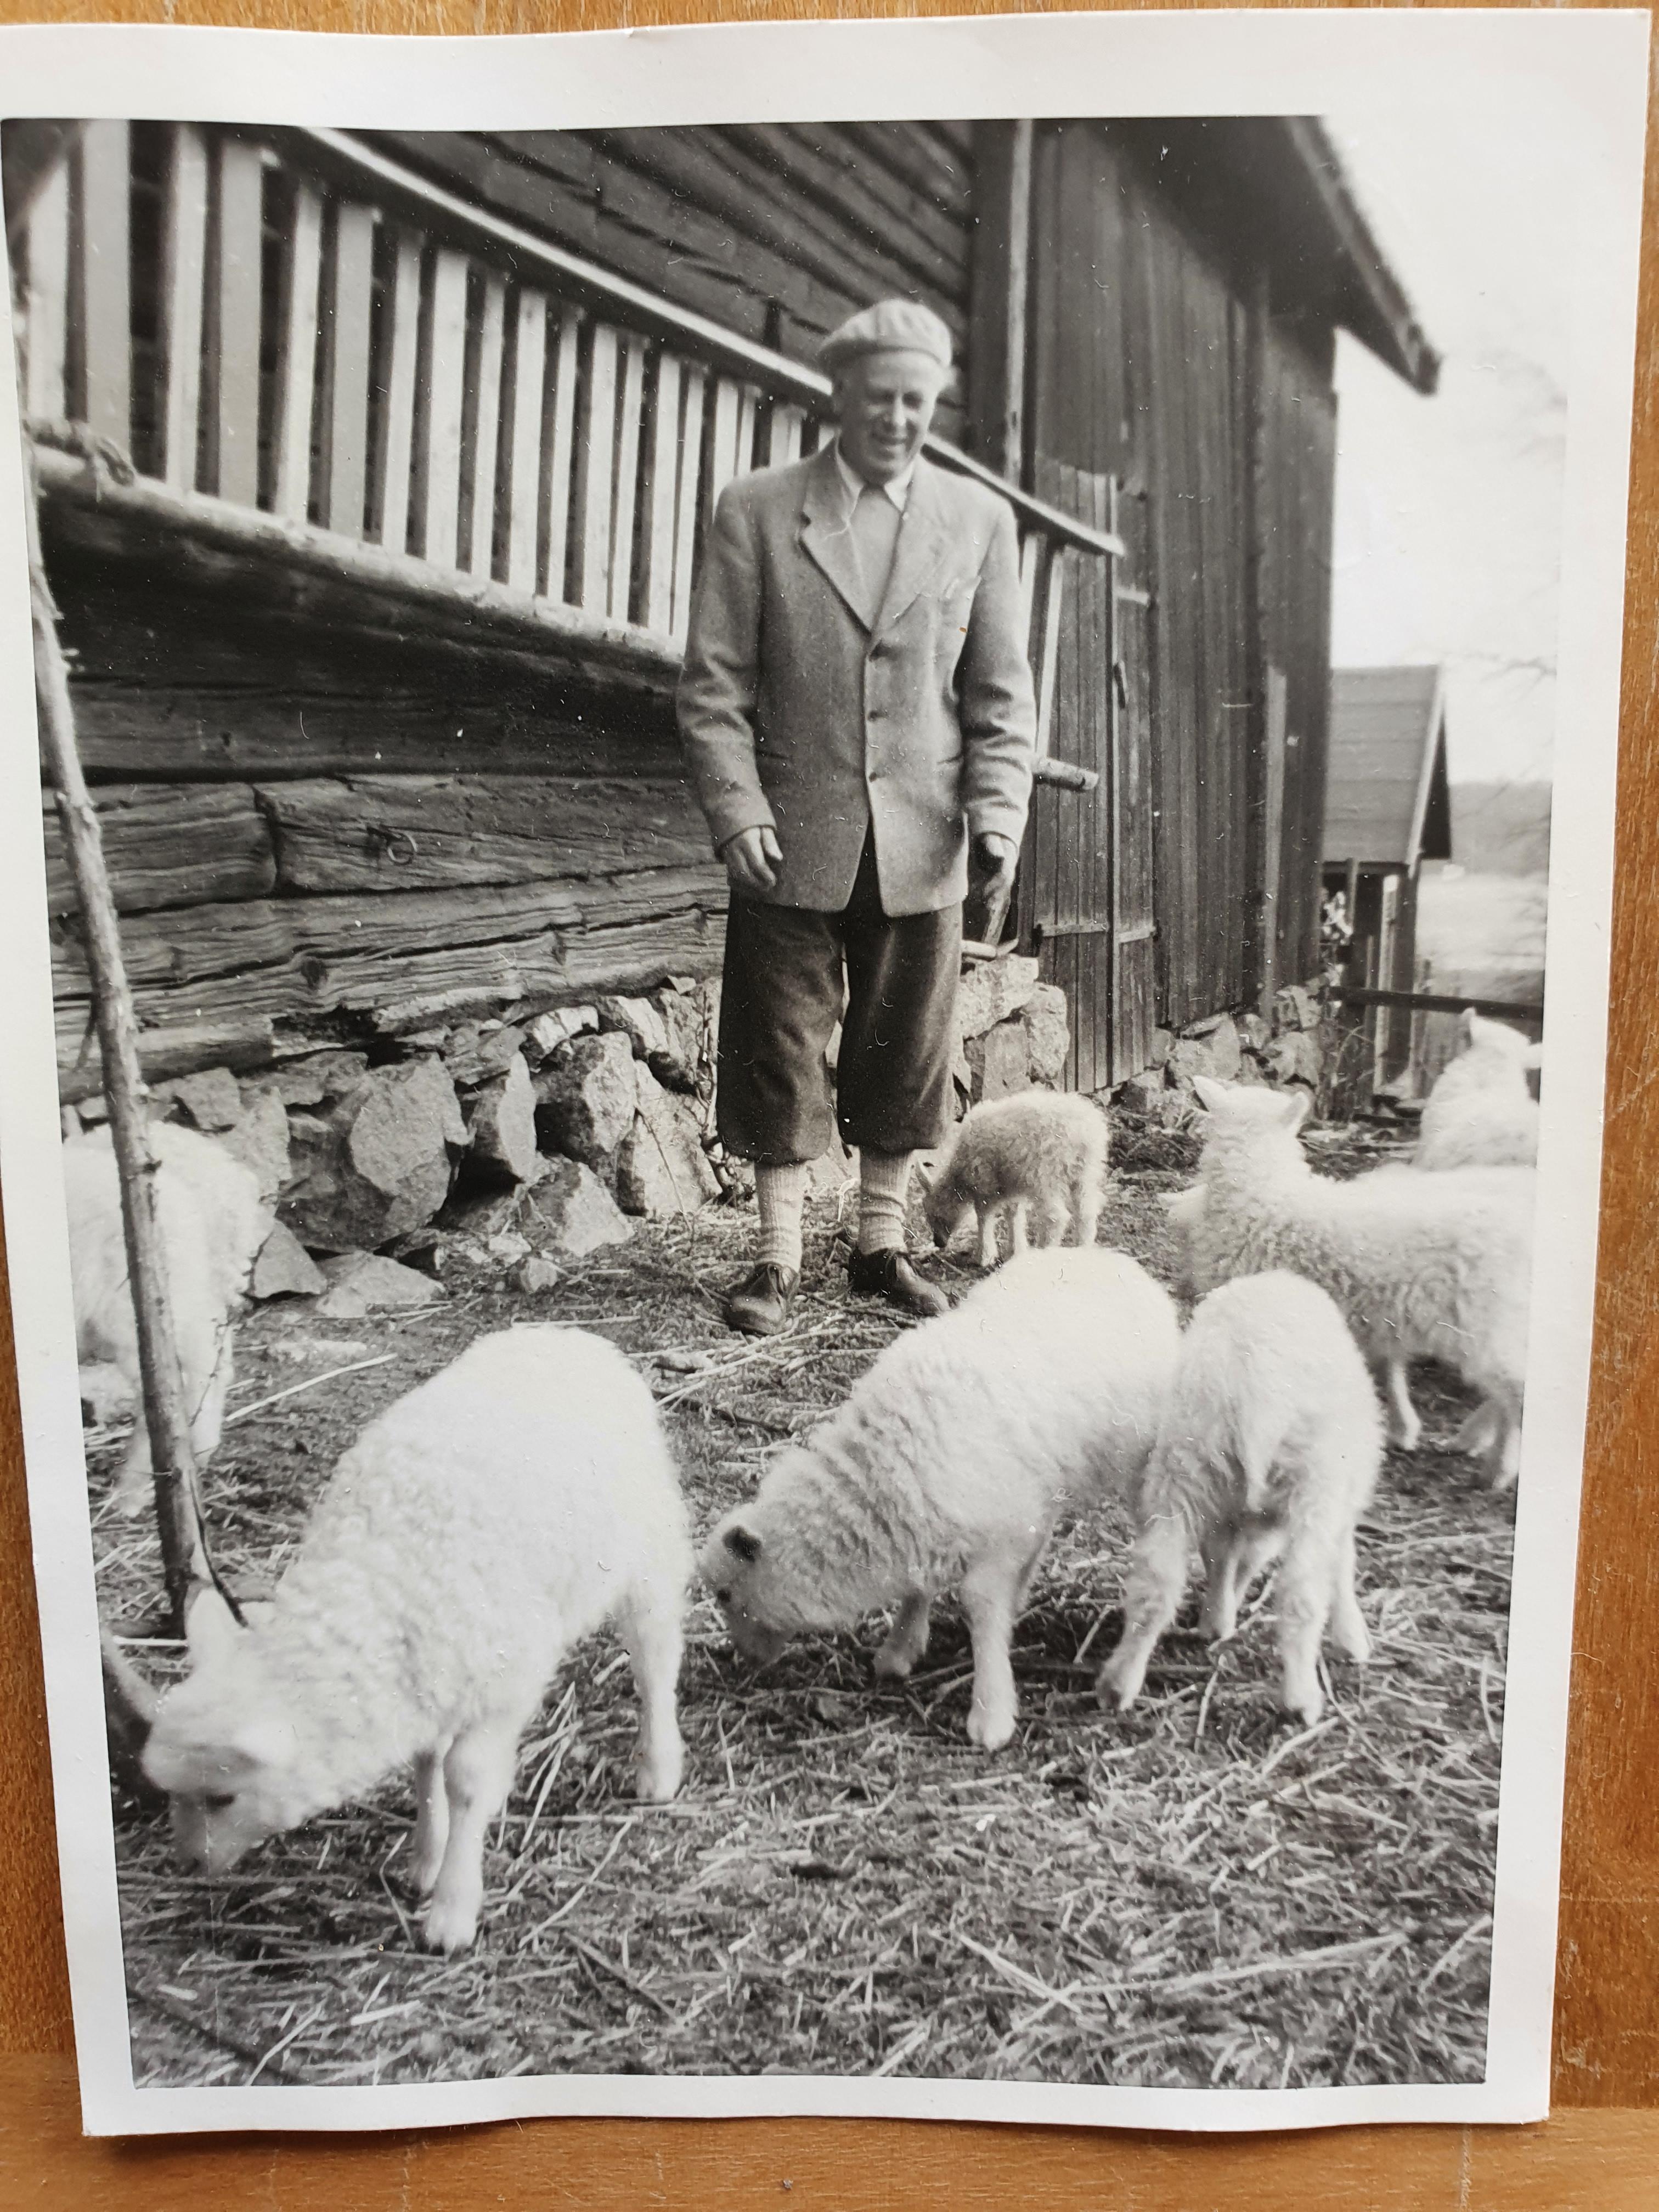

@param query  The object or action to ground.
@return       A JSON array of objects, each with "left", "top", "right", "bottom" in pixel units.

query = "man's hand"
[
  {"left": 720, "top": 825, "right": 783, "bottom": 894},
  {"left": 974, "top": 831, "right": 1019, "bottom": 898}
]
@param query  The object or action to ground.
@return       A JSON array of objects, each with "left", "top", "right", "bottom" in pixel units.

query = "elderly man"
[{"left": 678, "top": 299, "right": 1037, "bottom": 1334}]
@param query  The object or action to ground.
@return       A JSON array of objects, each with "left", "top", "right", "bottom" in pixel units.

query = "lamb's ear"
[
  {"left": 184, "top": 1584, "right": 244, "bottom": 1667},
  {"left": 724, "top": 1522, "right": 763, "bottom": 1565},
  {"left": 1190, "top": 1076, "right": 1230, "bottom": 1115},
  {"left": 1278, "top": 1088, "right": 1313, "bottom": 1135}
]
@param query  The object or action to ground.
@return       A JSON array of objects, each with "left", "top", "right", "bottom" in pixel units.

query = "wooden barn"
[
  {"left": 8, "top": 117, "right": 1436, "bottom": 1109},
  {"left": 1323, "top": 663, "right": 1454, "bottom": 1093}
]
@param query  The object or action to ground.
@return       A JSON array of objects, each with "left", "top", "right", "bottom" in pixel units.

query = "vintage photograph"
[{"left": 0, "top": 40, "right": 1623, "bottom": 2119}]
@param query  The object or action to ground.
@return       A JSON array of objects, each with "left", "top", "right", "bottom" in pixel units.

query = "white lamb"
[
  {"left": 1167, "top": 1077, "right": 1533, "bottom": 1488},
  {"left": 142, "top": 1325, "right": 691, "bottom": 1954},
  {"left": 1413, "top": 1010, "right": 1541, "bottom": 1173},
  {"left": 1099, "top": 1273, "right": 1383, "bottom": 1724},
  {"left": 698, "top": 1248, "right": 1180, "bottom": 1750},
  {"left": 63, "top": 1122, "right": 270, "bottom": 1510},
  {"left": 921, "top": 1091, "right": 1107, "bottom": 1266}
]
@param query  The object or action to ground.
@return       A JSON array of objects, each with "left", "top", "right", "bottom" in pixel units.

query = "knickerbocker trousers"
[{"left": 716, "top": 832, "right": 962, "bottom": 1167}]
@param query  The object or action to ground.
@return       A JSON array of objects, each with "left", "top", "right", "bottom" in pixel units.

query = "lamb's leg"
[
  {"left": 1380, "top": 1359, "right": 1422, "bottom": 1452},
  {"left": 1099, "top": 1510, "right": 1188, "bottom": 1711},
  {"left": 1036, "top": 1201, "right": 1069, "bottom": 1250},
  {"left": 1453, "top": 1397, "right": 1500, "bottom": 1459},
  {"left": 1276, "top": 1527, "right": 1341, "bottom": 1725},
  {"left": 1328, "top": 1527, "right": 1371, "bottom": 1663},
  {"left": 1481, "top": 1384, "right": 1525, "bottom": 1492},
  {"left": 1008, "top": 1203, "right": 1030, "bottom": 1256},
  {"left": 409, "top": 1742, "right": 452, "bottom": 1895},
  {"left": 960, "top": 1552, "right": 1025, "bottom": 1751},
  {"left": 874, "top": 1591, "right": 934, "bottom": 1680},
  {"left": 618, "top": 1581, "right": 686, "bottom": 1803},
  {"left": 112, "top": 1419, "right": 155, "bottom": 1515},
  {"left": 190, "top": 1321, "right": 235, "bottom": 1462},
  {"left": 1198, "top": 1527, "right": 1243, "bottom": 1642},
  {"left": 975, "top": 1203, "right": 1000, "bottom": 1271},
  {"left": 422, "top": 1715, "right": 523, "bottom": 1953},
  {"left": 1073, "top": 1177, "right": 1102, "bottom": 1251}
]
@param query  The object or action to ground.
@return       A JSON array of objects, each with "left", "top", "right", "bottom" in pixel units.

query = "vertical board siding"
[
  {"left": 76, "top": 122, "right": 132, "bottom": 448},
  {"left": 1261, "top": 318, "right": 1338, "bottom": 984}
]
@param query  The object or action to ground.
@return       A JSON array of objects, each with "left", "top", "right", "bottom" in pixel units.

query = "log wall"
[{"left": 44, "top": 557, "right": 724, "bottom": 1099}]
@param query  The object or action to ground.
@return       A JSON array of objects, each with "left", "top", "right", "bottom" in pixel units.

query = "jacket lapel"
[
  {"left": 798, "top": 447, "right": 874, "bottom": 630},
  {"left": 872, "top": 459, "right": 953, "bottom": 637}
]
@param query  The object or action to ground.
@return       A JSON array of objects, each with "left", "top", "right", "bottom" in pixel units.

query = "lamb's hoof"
[
  {"left": 966, "top": 1705, "right": 1015, "bottom": 1752},
  {"left": 1387, "top": 1423, "right": 1423, "bottom": 1454},
  {"left": 1283, "top": 1689, "right": 1325, "bottom": 1728},
  {"left": 1096, "top": 1665, "right": 1138, "bottom": 1714},
  {"left": 421, "top": 1897, "right": 480, "bottom": 1954},
  {"left": 635, "top": 1741, "right": 685, "bottom": 1803},
  {"left": 112, "top": 1475, "right": 153, "bottom": 1517},
  {"left": 408, "top": 1850, "right": 445, "bottom": 1899},
  {"left": 873, "top": 1645, "right": 914, "bottom": 1681}
]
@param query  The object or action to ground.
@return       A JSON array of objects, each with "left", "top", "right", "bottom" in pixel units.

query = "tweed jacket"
[{"left": 676, "top": 447, "right": 1037, "bottom": 916}]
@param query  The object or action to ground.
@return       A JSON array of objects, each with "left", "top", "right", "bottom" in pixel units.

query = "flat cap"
[{"left": 819, "top": 298, "right": 953, "bottom": 374}]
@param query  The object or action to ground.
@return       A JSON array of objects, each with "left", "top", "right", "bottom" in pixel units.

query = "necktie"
[{"left": 850, "top": 481, "right": 902, "bottom": 624}]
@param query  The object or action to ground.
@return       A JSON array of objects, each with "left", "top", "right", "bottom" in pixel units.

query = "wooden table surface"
[{"left": 1, "top": 2, "right": 1655, "bottom": 2200}]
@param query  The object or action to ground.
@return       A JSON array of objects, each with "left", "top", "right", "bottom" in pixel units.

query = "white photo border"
[{"left": 0, "top": 5, "right": 1646, "bottom": 2137}]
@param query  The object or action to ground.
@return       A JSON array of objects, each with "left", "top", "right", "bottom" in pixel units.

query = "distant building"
[{"left": 1323, "top": 665, "right": 1453, "bottom": 1093}]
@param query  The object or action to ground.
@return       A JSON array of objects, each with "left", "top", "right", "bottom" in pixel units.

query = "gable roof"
[{"left": 1324, "top": 666, "right": 1453, "bottom": 870}]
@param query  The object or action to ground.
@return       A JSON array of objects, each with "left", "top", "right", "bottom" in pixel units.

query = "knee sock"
[
  {"left": 856, "top": 1149, "right": 912, "bottom": 1255},
  {"left": 754, "top": 1163, "right": 807, "bottom": 1273}
]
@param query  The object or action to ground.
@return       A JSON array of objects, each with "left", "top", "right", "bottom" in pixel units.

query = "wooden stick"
[{"left": 24, "top": 424, "right": 207, "bottom": 1631}]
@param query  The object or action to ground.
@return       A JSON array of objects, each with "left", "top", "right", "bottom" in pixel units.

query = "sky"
[{"left": 1323, "top": 84, "right": 1577, "bottom": 789}]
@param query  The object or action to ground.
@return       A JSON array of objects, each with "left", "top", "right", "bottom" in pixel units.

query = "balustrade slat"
[
  {"left": 707, "top": 376, "right": 743, "bottom": 517},
  {"left": 374, "top": 227, "right": 423, "bottom": 551},
  {"left": 323, "top": 201, "right": 376, "bottom": 540},
  {"left": 669, "top": 362, "right": 707, "bottom": 641},
  {"left": 736, "top": 384, "right": 761, "bottom": 482},
  {"left": 468, "top": 269, "right": 507, "bottom": 577},
  {"left": 213, "top": 138, "right": 265, "bottom": 507},
  {"left": 573, "top": 321, "right": 620, "bottom": 614},
  {"left": 540, "top": 308, "right": 582, "bottom": 601},
  {"left": 421, "top": 246, "right": 470, "bottom": 566},
  {"left": 24, "top": 153, "right": 70, "bottom": 422},
  {"left": 638, "top": 351, "right": 681, "bottom": 635},
  {"left": 76, "top": 122, "right": 131, "bottom": 449},
  {"left": 159, "top": 125, "right": 210, "bottom": 492},
  {"left": 273, "top": 180, "right": 323, "bottom": 524},
  {"left": 766, "top": 402, "right": 805, "bottom": 469},
  {"left": 504, "top": 289, "right": 548, "bottom": 593},
  {"left": 608, "top": 336, "right": 648, "bottom": 622}
]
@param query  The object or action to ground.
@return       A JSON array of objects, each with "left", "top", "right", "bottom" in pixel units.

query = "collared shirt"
[{"left": 832, "top": 437, "right": 916, "bottom": 514}]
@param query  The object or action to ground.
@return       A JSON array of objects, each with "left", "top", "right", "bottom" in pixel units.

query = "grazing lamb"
[
  {"left": 63, "top": 1122, "right": 270, "bottom": 1510},
  {"left": 1099, "top": 1273, "right": 1383, "bottom": 1724},
  {"left": 143, "top": 1326, "right": 691, "bottom": 1953},
  {"left": 1167, "top": 1078, "right": 1533, "bottom": 1487},
  {"left": 1413, "top": 1009, "right": 1541, "bottom": 1173},
  {"left": 921, "top": 1092, "right": 1108, "bottom": 1266},
  {"left": 699, "top": 1248, "right": 1180, "bottom": 1750}
]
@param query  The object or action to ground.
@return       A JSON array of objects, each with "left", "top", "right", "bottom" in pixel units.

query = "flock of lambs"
[{"left": 71, "top": 1012, "right": 1538, "bottom": 1962}]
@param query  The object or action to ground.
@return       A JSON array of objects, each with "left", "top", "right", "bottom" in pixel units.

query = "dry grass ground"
[{"left": 95, "top": 1117, "right": 1510, "bottom": 2092}]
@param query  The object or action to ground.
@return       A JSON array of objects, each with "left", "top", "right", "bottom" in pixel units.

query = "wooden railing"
[{"left": 18, "top": 120, "right": 1119, "bottom": 739}]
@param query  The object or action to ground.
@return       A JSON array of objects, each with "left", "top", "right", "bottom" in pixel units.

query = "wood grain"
[{"left": 2, "top": 0, "right": 1657, "bottom": 2197}]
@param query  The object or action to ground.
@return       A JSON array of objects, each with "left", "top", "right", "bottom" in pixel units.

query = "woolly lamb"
[
  {"left": 1099, "top": 1273, "right": 1383, "bottom": 1724},
  {"left": 1169, "top": 1078, "right": 1533, "bottom": 1487},
  {"left": 1414, "top": 1010, "right": 1541, "bottom": 1173},
  {"left": 63, "top": 1122, "right": 270, "bottom": 1510},
  {"left": 699, "top": 1248, "right": 1180, "bottom": 1750},
  {"left": 143, "top": 1326, "right": 691, "bottom": 1953},
  {"left": 921, "top": 1092, "right": 1108, "bottom": 1266}
]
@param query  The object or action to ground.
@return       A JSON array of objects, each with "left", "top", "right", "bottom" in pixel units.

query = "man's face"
[{"left": 834, "top": 348, "right": 947, "bottom": 484}]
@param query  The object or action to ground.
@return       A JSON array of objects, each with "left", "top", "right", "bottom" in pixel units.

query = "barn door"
[{"left": 1015, "top": 464, "right": 1158, "bottom": 1092}]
